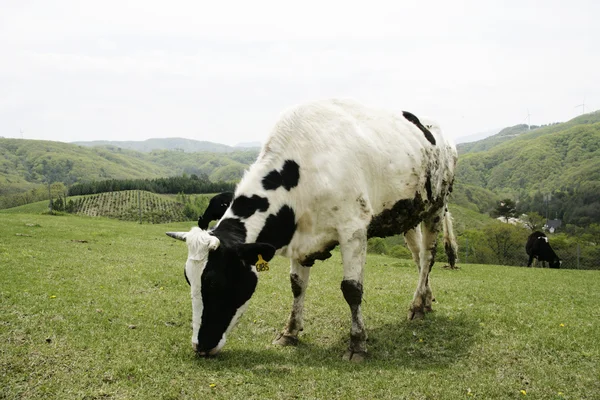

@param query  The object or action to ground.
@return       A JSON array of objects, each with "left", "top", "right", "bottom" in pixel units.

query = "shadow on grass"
[{"left": 191, "top": 312, "right": 479, "bottom": 374}]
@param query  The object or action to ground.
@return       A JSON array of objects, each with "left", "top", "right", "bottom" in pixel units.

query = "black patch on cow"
[
  {"left": 281, "top": 160, "right": 300, "bottom": 189},
  {"left": 403, "top": 111, "right": 436, "bottom": 145},
  {"left": 198, "top": 192, "right": 233, "bottom": 229},
  {"left": 341, "top": 279, "right": 363, "bottom": 306},
  {"left": 231, "top": 195, "right": 270, "bottom": 219},
  {"left": 425, "top": 172, "right": 433, "bottom": 202},
  {"left": 300, "top": 240, "right": 338, "bottom": 267},
  {"left": 184, "top": 269, "right": 190, "bottom": 286},
  {"left": 367, "top": 192, "right": 446, "bottom": 239},
  {"left": 262, "top": 170, "right": 281, "bottom": 190},
  {"left": 212, "top": 218, "right": 247, "bottom": 244},
  {"left": 367, "top": 194, "right": 426, "bottom": 238},
  {"left": 290, "top": 273, "right": 303, "bottom": 298},
  {"left": 256, "top": 205, "right": 297, "bottom": 249},
  {"left": 262, "top": 160, "right": 300, "bottom": 191}
]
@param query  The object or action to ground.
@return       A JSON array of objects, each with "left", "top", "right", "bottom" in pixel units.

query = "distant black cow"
[
  {"left": 526, "top": 231, "right": 561, "bottom": 268},
  {"left": 197, "top": 192, "right": 234, "bottom": 229}
]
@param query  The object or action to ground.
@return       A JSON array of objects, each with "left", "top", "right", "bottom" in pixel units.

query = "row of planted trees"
[{"left": 67, "top": 175, "right": 235, "bottom": 196}]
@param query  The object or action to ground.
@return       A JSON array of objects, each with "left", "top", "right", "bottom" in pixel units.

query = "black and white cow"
[
  {"left": 197, "top": 192, "right": 234, "bottom": 230},
  {"left": 526, "top": 231, "right": 561, "bottom": 268},
  {"left": 167, "top": 99, "right": 458, "bottom": 361}
]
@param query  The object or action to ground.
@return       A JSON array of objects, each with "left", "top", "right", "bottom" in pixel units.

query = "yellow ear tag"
[{"left": 255, "top": 254, "right": 269, "bottom": 272}]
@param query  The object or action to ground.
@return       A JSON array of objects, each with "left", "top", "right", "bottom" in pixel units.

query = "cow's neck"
[{"left": 211, "top": 218, "right": 248, "bottom": 245}]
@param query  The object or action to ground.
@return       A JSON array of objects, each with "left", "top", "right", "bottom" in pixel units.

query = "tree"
[
  {"left": 522, "top": 212, "right": 546, "bottom": 231},
  {"left": 492, "top": 198, "right": 517, "bottom": 222},
  {"left": 483, "top": 223, "right": 529, "bottom": 266}
]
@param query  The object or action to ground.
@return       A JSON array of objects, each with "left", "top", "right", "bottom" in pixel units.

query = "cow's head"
[
  {"left": 166, "top": 228, "right": 275, "bottom": 356},
  {"left": 550, "top": 258, "right": 561, "bottom": 269}
]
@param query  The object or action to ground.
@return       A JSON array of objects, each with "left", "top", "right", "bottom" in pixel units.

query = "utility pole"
[
  {"left": 522, "top": 110, "right": 532, "bottom": 130},
  {"left": 138, "top": 190, "right": 142, "bottom": 224}
]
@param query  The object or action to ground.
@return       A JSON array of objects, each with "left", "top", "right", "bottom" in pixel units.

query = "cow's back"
[{"left": 224, "top": 99, "right": 457, "bottom": 260}]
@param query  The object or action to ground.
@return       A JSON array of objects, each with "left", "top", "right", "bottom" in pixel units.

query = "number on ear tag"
[{"left": 255, "top": 254, "right": 269, "bottom": 272}]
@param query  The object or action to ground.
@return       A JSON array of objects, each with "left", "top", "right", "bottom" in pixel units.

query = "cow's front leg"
[
  {"left": 340, "top": 228, "right": 368, "bottom": 362},
  {"left": 273, "top": 259, "right": 311, "bottom": 346}
]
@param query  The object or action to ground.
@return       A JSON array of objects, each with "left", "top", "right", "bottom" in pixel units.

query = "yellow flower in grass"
[
  {"left": 209, "top": 383, "right": 216, "bottom": 388},
  {"left": 520, "top": 389, "right": 527, "bottom": 395},
  {"left": 559, "top": 323, "right": 565, "bottom": 327},
  {"left": 50, "top": 295, "right": 57, "bottom": 299}
]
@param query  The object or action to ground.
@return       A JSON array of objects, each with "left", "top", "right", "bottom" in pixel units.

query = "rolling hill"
[
  {"left": 0, "top": 138, "right": 258, "bottom": 202},
  {"left": 457, "top": 124, "right": 532, "bottom": 155},
  {"left": 73, "top": 137, "right": 261, "bottom": 153},
  {"left": 454, "top": 110, "right": 600, "bottom": 225}
]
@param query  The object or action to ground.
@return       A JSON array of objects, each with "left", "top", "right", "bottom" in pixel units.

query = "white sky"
[{"left": 1, "top": 0, "right": 598, "bottom": 145}]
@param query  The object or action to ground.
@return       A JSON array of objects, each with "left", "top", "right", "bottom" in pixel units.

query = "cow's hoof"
[
  {"left": 408, "top": 307, "right": 426, "bottom": 320},
  {"left": 272, "top": 333, "right": 298, "bottom": 346},
  {"left": 343, "top": 350, "right": 367, "bottom": 362}
]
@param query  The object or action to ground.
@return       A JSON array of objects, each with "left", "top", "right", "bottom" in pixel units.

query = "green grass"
[
  {"left": 1, "top": 214, "right": 598, "bottom": 399},
  {"left": 0, "top": 200, "right": 55, "bottom": 214}
]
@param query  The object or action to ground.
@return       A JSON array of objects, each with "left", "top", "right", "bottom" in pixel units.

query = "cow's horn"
[{"left": 166, "top": 232, "right": 187, "bottom": 241}]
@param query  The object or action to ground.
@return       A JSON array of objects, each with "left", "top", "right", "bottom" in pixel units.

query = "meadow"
[{"left": 1, "top": 213, "right": 598, "bottom": 399}]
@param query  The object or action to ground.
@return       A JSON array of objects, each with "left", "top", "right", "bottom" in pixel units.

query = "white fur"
[{"left": 183, "top": 228, "right": 220, "bottom": 347}]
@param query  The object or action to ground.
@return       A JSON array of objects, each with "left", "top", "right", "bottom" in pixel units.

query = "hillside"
[
  {"left": 73, "top": 137, "right": 260, "bottom": 153},
  {"left": 457, "top": 124, "right": 532, "bottom": 155},
  {"left": 0, "top": 138, "right": 258, "bottom": 207},
  {"left": 0, "top": 139, "right": 173, "bottom": 197},
  {"left": 455, "top": 110, "right": 600, "bottom": 225}
]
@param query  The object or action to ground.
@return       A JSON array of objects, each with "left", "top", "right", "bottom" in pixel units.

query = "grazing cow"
[
  {"left": 526, "top": 231, "right": 561, "bottom": 268},
  {"left": 166, "top": 99, "right": 458, "bottom": 361},
  {"left": 197, "top": 192, "right": 234, "bottom": 229}
]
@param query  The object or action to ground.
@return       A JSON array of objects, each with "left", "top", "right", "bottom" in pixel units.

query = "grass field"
[{"left": 1, "top": 213, "right": 599, "bottom": 399}]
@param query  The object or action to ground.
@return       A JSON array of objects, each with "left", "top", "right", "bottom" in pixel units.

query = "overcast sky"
[{"left": 1, "top": 0, "right": 598, "bottom": 146}]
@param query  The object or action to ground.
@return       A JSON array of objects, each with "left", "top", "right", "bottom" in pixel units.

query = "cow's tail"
[{"left": 442, "top": 210, "right": 459, "bottom": 269}]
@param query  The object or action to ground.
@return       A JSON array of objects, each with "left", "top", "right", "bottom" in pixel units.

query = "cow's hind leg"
[
  {"left": 273, "top": 259, "right": 311, "bottom": 346},
  {"left": 408, "top": 213, "right": 443, "bottom": 320},
  {"left": 405, "top": 226, "right": 434, "bottom": 319},
  {"left": 339, "top": 228, "right": 368, "bottom": 362}
]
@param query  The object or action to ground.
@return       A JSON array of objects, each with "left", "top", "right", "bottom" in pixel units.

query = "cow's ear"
[{"left": 238, "top": 243, "right": 276, "bottom": 265}]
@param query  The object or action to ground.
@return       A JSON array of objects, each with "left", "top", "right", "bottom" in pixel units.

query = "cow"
[
  {"left": 526, "top": 231, "right": 561, "bottom": 268},
  {"left": 197, "top": 192, "right": 234, "bottom": 229},
  {"left": 166, "top": 99, "right": 458, "bottom": 361}
]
